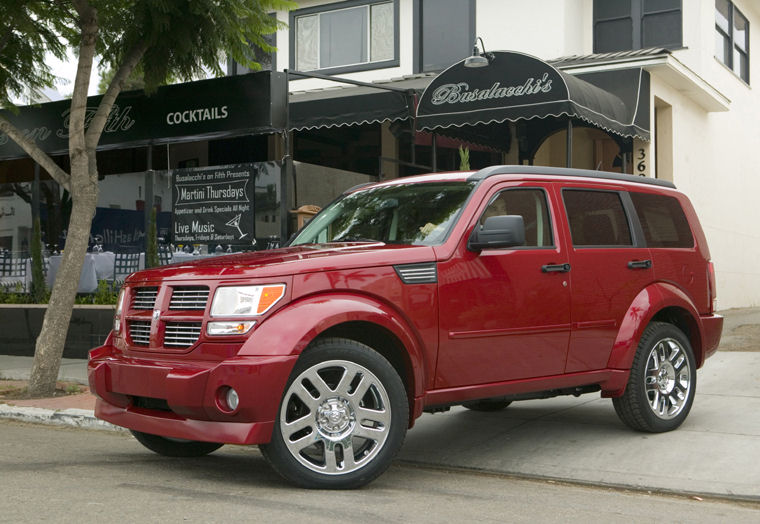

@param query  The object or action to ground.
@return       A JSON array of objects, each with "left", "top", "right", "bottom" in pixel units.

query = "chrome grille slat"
[
  {"left": 170, "top": 287, "right": 209, "bottom": 310},
  {"left": 132, "top": 287, "right": 159, "bottom": 310},
  {"left": 164, "top": 322, "right": 202, "bottom": 348},
  {"left": 129, "top": 321, "right": 151, "bottom": 346}
]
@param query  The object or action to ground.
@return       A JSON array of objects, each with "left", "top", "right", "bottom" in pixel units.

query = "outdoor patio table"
[{"left": 46, "top": 251, "right": 116, "bottom": 293}]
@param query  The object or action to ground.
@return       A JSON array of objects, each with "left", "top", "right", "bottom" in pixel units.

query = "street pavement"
[{"left": 1, "top": 308, "right": 759, "bottom": 500}]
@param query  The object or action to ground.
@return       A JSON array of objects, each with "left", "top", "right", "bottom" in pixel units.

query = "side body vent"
[{"left": 394, "top": 262, "right": 438, "bottom": 284}]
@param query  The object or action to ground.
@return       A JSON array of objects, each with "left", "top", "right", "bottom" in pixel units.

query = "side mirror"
[{"left": 468, "top": 215, "right": 526, "bottom": 252}]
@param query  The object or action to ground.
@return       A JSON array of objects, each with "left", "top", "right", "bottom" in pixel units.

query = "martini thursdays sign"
[{"left": 173, "top": 164, "right": 255, "bottom": 245}]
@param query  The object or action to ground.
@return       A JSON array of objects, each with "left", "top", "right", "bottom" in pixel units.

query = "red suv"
[{"left": 89, "top": 166, "right": 723, "bottom": 489}]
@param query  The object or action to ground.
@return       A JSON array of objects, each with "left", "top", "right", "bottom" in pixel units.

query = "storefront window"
[
  {"left": 593, "top": 0, "right": 682, "bottom": 53},
  {"left": 715, "top": 0, "right": 749, "bottom": 83},
  {"left": 292, "top": 0, "right": 397, "bottom": 73}
]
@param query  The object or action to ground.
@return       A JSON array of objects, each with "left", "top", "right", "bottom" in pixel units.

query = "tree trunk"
[{"left": 27, "top": 171, "right": 97, "bottom": 397}]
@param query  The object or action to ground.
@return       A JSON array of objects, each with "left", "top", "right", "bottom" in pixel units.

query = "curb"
[{"left": 0, "top": 403, "right": 125, "bottom": 432}]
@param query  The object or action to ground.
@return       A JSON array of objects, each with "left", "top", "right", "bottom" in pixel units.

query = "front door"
[{"left": 435, "top": 184, "right": 572, "bottom": 388}]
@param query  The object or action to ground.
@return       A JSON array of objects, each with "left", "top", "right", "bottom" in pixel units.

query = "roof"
[{"left": 550, "top": 47, "right": 672, "bottom": 69}]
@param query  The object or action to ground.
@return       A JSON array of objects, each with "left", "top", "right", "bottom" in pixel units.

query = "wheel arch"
[
  {"left": 239, "top": 292, "right": 428, "bottom": 418},
  {"left": 604, "top": 283, "right": 706, "bottom": 395}
]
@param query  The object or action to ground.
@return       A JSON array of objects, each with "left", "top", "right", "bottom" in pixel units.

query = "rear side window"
[
  {"left": 630, "top": 192, "right": 694, "bottom": 248},
  {"left": 563, "top": 190, "right": 633, "bottom": 247}
]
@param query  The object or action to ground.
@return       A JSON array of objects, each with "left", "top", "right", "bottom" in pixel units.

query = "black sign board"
[
  {"left": 172, "top": 164, "right": 256, "bottom": 245},
  {"left": 0, "top": 71, "right": 286, "bottom": 161}
]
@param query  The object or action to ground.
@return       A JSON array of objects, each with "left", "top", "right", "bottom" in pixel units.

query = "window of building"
[
  {"left": 630, "top": 192, "right": 693, "bottom": 248},
  {"left": 715, "top": 0, "right": 750, "bottom": 83},
  {"left": 563, "top": 190, "right": 633, "bottom": 247},
  {"left": 479, "top": 189, "right": 553, "bottom": 247},
  {"left": 291, "top": 0, "right": 397, "bottom": 73},
  {"left": 593, "top": 0, "right": 682, "bottom": 53},
  {"left": 416, "top": 0, "right": 475, "bottom": 73}
]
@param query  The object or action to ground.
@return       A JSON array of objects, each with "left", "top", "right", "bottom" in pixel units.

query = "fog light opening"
[{"left": 218, "top": 386, "right": 240, "bottom": 413}]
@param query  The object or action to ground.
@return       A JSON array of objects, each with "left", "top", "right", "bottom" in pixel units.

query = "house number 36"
[{"left": 637, "top": 148, "right": 647, "bottom": 176}]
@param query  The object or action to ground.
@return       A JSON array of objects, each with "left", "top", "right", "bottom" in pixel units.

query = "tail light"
[{"left": 707, "top": 262, "right": 717, "bottom": 314}]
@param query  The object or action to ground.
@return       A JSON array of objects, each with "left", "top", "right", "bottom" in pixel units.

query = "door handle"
[
  {"left": 627, "top": 259, "right": 652, "bottom": 270},
  {"left": 541, "top": 263, "right": 571, "bottom": 273}
]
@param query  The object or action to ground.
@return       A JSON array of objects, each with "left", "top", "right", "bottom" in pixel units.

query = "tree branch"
[
  {"left": 85, "top": 41, "right": 147, "bottom": 150},
  {"left": 0, "top": 115, "right": 71, "bottom": 191}
]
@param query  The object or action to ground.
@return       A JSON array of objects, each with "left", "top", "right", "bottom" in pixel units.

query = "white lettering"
[{"left": 430, "top": 74, "right": 554, "bottom": 106}]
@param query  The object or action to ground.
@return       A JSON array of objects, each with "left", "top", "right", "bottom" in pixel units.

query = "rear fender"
[
  {"left": 606, "top": 282, "right": 704, "bottom": 374},
  {"left": 239, "top": 293, "right": 427, "bottom": 400}
]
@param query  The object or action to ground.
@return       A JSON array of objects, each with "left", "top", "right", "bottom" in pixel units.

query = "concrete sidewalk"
[{"left": 1, "top": 308, "right": 759, "bottom": 500}]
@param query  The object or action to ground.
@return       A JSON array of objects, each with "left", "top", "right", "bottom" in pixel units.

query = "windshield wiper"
[{"left": 333, "top": 235, "right": 380, "bottom": 243}]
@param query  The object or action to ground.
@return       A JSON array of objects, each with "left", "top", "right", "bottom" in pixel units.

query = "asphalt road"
[{"left": 2, "top": 420, "right": 759, "bottom": 523}]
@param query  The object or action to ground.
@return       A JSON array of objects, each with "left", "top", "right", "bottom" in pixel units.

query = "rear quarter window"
[{"left": 630, "top": 192, "right": 694, "bottom": 248}]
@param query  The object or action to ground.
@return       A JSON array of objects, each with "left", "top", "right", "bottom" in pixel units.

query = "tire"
[
  {"left": 130, "top": 430, "right": 224, "bottom": 457},
  {"left": 613, "top": 322, "right": 697, "bottom": 433},
  {"left": 462, "top": 399, "right": 512, "bottom": 412},
  {"left": 260, "top": 338, "right": 408, "bottom": 489}
]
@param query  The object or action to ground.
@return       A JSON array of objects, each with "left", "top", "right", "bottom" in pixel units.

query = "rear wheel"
[
  {"left": 462, "top": 399, "right": 512, "bottom": 412},
  {"left": 260, "top": 338, "right": 408, "bottom": 489},
  {"left": 130, "top": 430, "right": 224, "bottom": 457},
  {"left": 613, "top": 322, "right": 696, "bottom": 433}
]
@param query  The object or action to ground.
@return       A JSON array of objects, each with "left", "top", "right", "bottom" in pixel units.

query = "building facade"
[{"left": 0, "top": 0, "right": 757, "bottom": 309}]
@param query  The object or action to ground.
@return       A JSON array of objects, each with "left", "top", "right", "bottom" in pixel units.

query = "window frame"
[
  {"left": 715, "top": 0, "right": 750, "bottom": 84},
  {"left": 289, "top": 0, "right": 399, "bottom": 75},
  {"left": 593, "top": 0, "right": 683, "bottom": 53}
]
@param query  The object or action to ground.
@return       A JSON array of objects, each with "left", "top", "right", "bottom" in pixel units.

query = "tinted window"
[
  {"left": 630, "top": 192, "right": 694, "bottom": 248},
  {"left": 480, "top": 189, "right": 553, "bottom": 247},
  {"left": 593, "top": 0, "right": 682, "bottom": 53},
  {"left": 420, "top": 0, "right": 474, "bottom": 72},
  {"left": 563, "top": 190, "right": 633, "bottom": 247}
]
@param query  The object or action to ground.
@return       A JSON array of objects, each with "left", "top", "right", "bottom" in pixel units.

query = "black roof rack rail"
[{"left": 468, "top": 165, "right": 676, "bottom": 189}]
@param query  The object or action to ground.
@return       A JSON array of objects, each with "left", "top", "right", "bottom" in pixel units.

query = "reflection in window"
[
  {"left": 480, "top": 189, "right": 553, "bottom": 248},
  {"left": 294, "top": 1, "right": 395, "bottom": 71},
  {"left": 715, "top": 0, "right": 749, "bottom": 83},
  {"left": 593, "top": 0, "right": 682, "bottom": 53},
  {"left": 563, "top": 190, "right": 633, "bottom": 247}
]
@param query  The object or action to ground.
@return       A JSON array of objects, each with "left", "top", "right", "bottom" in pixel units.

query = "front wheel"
[
  {"left": 613, "top": 322, "right": 697, "bottom": 433},
  {"left": 130, "top": 430, "right": 224, "bottom": 457},
  {"left": 260, "top": 338, "right": 408, "bottom": 489}
]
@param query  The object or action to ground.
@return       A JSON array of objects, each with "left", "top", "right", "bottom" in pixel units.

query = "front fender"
[
  {"left": 606, "top": 282, "right": 704, "bottom": 374},
  {"left": 239, "top": 293, "right": 428, "bottom": 400}
]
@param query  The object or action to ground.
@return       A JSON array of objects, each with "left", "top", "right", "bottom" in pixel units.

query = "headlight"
[
  {"left": 210, "top": 284, "right": 286, "bottom": 317},
  {"left": 113, "top": 288, "right": 126, "bottom": 332}
]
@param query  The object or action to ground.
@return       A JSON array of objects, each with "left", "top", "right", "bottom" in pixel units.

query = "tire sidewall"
[
  {"left": 629, "top": 322, "right": 697, "bottom": 432},
  {"left": 261, "top": 338, "right": 408, "bottom": 489}
]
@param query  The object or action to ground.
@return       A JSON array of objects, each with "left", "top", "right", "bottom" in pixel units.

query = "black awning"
[
  {"left": 0, "top": 71, "right": 287, "bottom": 161},
  {"left": 416, "top": 51, "right": 649, "bottom": 141},
  {"left": 288, "top": 75, "right": 431, "bottom": 132}
]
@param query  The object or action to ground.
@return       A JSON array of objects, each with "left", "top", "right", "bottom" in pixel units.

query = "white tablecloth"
[{"left": 47, "top": 252, "right": 117, "bottom": 293}]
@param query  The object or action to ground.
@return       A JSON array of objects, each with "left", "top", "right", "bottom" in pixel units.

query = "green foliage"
[
  {"left": 30, "top": 217, "right": 48, "bottom": 303},
  {"left": 74, "top": 280, "right": 119, "bottom": 305},
  {"left": 459, "top": 146, "right": 471, "bottom": 171},
  {"left": 146, "top": 206, "right": 159, "bottom": 268},
  {"left": 0, "top": 282, "right": 33, "bottom": 304},
  {"left": 0, "top": 1, "right": 74, "bottom": 108}
]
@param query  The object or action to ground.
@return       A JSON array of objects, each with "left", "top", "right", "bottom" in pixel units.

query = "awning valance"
[{"left": 416, "top": 51, "right": 649, "bottom": 141}]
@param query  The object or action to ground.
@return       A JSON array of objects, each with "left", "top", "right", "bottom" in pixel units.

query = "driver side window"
[{"left": 479, "top": 188, "right": 553, "bottom": 247}]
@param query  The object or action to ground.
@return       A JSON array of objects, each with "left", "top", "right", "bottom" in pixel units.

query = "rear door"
[{"left": 561, "top": 185, "right": 653, "bottom": 373}]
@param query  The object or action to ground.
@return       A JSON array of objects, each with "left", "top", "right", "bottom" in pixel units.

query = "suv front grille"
[
  {"left": 132, "top": 287, "right": 159, "bottom": 309},
  {"left": 164, "top": 322, "right": 202, "bottom": 348},
  {"left": 129, "top": 321, "right": 151, "bottom": 346},
  {"left": 169, "top": 287, "right": 209, "bottom": 310}
]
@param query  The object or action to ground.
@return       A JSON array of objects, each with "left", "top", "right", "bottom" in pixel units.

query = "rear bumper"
[
  {"left": 88, "top": 343, "right": 297, "bottom": 445},
  {"left": 701, "top": 314, "right": 724, "bottom": 363}
]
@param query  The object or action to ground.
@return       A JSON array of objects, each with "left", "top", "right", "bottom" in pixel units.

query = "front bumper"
[{"left": 88, "top": 343, "right": 297, "bottom": 445}]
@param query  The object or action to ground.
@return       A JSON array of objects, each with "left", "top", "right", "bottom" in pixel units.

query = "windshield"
[{"left": 289, "top": 181, "right": 476, "bottom": 247}]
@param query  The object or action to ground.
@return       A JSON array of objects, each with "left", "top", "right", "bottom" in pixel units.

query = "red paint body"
[{"left": 89, "top": 169, "right": 723, "bottom": 444}]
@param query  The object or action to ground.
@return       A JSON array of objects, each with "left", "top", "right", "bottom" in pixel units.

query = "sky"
[{"left": 46, "top": 53, "right": 100, "bottom": 100}]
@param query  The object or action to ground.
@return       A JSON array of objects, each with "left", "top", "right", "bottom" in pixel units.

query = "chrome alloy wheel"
[
  {"left": 278, "top": 359, "right": 392, "bottom": 475},
  {"left": 644, "top": 338, "right": 692, "bottom": 420}
]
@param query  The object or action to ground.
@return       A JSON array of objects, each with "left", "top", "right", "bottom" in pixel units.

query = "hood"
[{"left": 127, "top": 243, "right": 437, "bottom": 283}]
